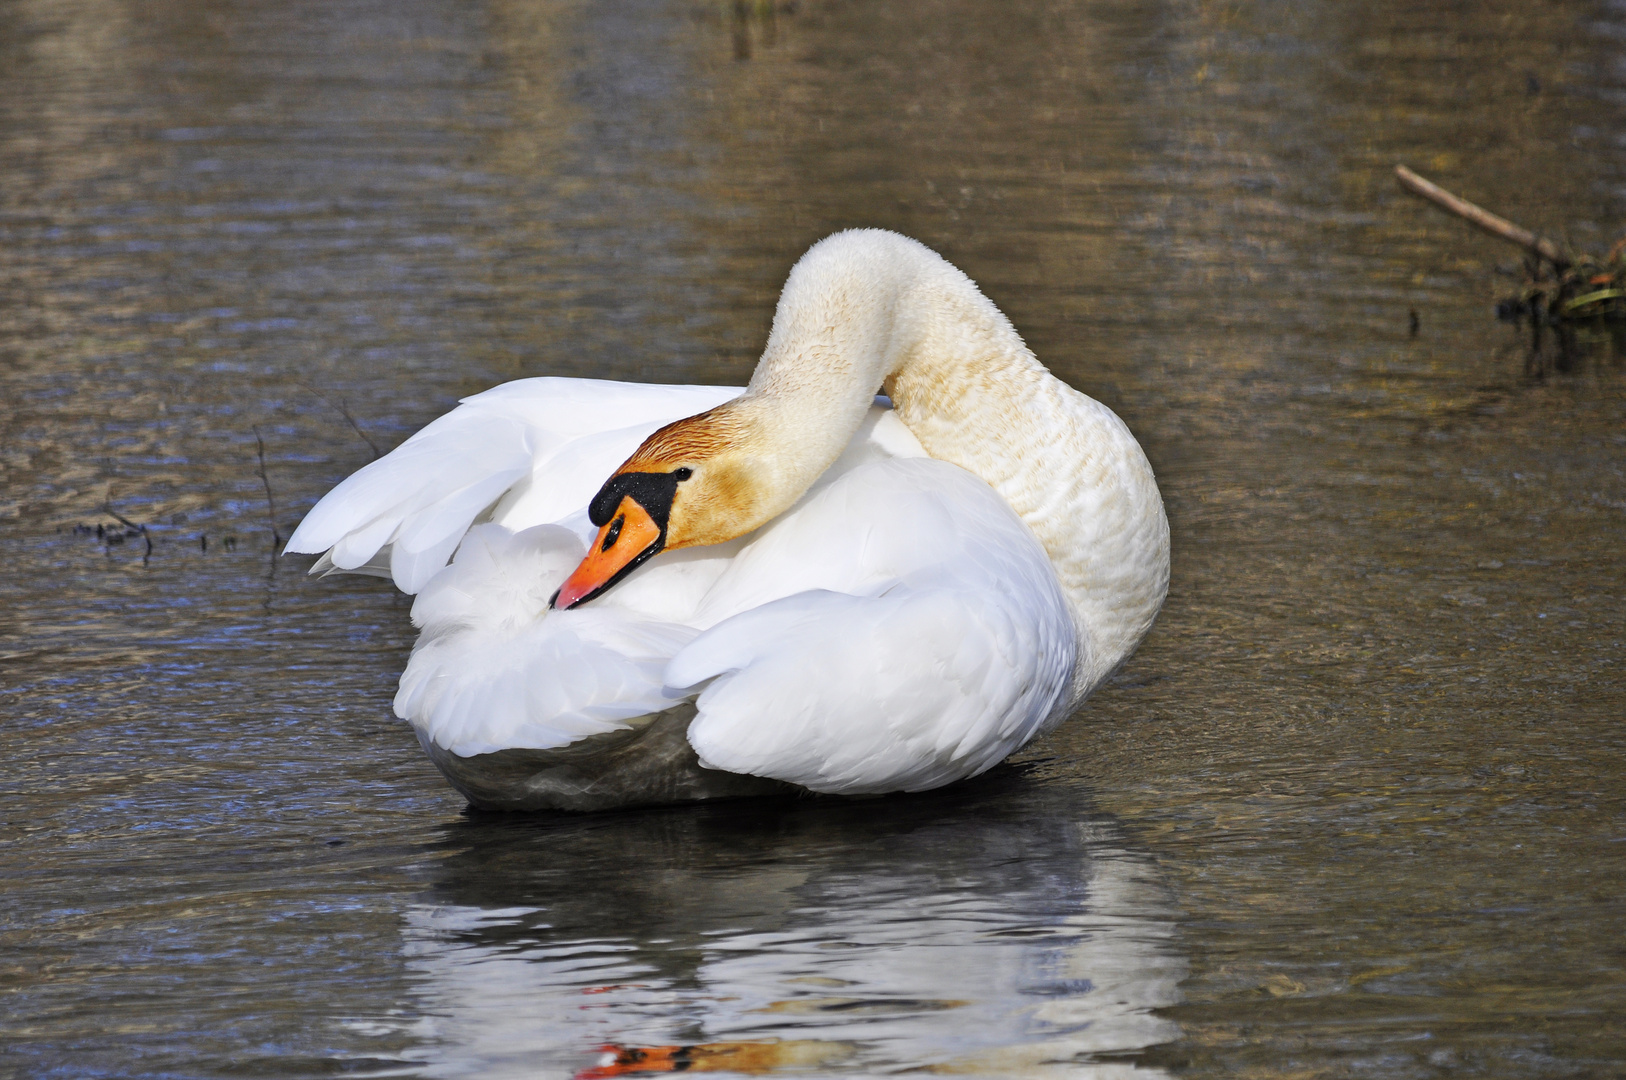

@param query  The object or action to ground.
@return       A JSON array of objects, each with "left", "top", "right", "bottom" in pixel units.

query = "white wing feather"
[
  {"left": 667, "top": 458, "right": 1077, "bottom": 794},
  {"left": 285, "top": 377, "right": 742, "bottom": 592},
  {"left": 394, "top": 524, "right": 699, "bottom": 755}
]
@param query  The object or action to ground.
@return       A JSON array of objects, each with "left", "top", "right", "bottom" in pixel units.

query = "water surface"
[{"left": 3, "top": 0, "right": 1624, "bottom": 1076}]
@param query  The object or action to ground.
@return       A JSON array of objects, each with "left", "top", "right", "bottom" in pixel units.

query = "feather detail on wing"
[
  {"left": 666, "top": 458, "right": 1078, "bottom": 794},
  {"left": 285, "top": 377, "right": 742, "bottom": 593},
  {"left": 394, "top": 524, "right": 700, "bottom": 756}
]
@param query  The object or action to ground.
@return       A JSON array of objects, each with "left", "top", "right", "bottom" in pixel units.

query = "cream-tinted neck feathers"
[{"left": 620, "top": 229, "right": 1169, "bottom": 704}]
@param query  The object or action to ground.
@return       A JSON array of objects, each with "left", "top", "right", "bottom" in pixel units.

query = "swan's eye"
[
  {"left": 671, "top": 467, "right": 693, "bottom": 481},
  {"left": 601, "top": 516, "right": 624, "bottom": 552}
]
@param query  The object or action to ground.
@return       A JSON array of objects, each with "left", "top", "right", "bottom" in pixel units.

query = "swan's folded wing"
[
  {"left": 285, "top": 377, "right": 742, "bottom": 594},
  {"left": 667, "top": 584, "right": 1074, "bottom": 795},
  {"left": 666, "top": 456, "right": 1078, "bottom": 794},
  {"left": 394, "top": 524, "right": 700, "bottom": 756}
]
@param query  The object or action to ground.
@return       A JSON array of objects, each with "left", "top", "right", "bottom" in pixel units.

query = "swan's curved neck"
[{"left": 736, "top": 230, "right": 1169, "bottom": 702}]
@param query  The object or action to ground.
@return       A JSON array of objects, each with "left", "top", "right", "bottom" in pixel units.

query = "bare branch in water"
[
  {"left": 300, "top": 383, "right": 382, "bottom": 460},
  {"left": 1396, "top": 165, "right": 1569, "bottom": 268},
  {"left": 104, "top": 504, "right": 153, "bottom": 561},
  {"left": 254, "top": 426, "right": 281, "bottom": 551},
  {"left": 104, "top": 506, "right": 140, "bottom": 531}
]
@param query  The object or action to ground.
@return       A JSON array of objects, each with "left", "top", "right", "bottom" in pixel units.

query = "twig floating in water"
[
  {"left": 300, "top": 383, "right": 382, "bottom": 460},
  {"left": 105, "top": 505, "right": 153, "bottom": 561},
  {"left": 1395, "top": 165, "right": 1568, "bottom": 268},
  {"left": 254, "top": 426, "right": 281, "bottom": 551}
]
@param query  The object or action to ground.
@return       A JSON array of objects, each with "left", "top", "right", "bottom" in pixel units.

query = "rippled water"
[{"left": 4, "top": 0, "right": 1624, "bottom": 1076}]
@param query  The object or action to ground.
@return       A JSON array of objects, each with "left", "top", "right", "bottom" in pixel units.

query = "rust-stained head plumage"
[
  {"left": 554, "top": 401, "right": 787, "bottom": 607},
  {"left": 615, "top": 403, "right": 773, "bottom": 552},
  {"left": 614, "top": 404, "right": 745, "bottom": 475}
]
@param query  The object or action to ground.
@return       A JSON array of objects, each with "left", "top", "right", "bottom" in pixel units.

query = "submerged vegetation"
[
  {"left": 1398, "top": 165, "right": 1626, "bottom": 371},
  {"left": 1493, "top": 241, "right": 1626, "bottom": 328}
]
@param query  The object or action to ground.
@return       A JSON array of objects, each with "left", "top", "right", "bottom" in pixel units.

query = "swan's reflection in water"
[{"left": 402, "top": 770, "right": 1182, "bottom": 1078}]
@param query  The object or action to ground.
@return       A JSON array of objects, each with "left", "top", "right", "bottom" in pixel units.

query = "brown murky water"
[{"left": 3, "top": 0, "right": 1624, "bottom": 1076}]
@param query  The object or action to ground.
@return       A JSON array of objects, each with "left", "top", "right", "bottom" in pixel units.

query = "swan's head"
[{"left": 551, "top": 404, "right": 780, "bottom": 609}]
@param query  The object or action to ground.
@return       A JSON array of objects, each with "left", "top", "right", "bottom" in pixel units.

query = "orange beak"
[{"left": 552, "top": 496, "right": 664, "bottom": 610}]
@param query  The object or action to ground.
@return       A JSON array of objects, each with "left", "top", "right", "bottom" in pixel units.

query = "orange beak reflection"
[
  {"left": 553, "top": 496, "right": 664, "bottom": 610},
  {"left": 576, "top": 1039, "right": 852, "bottom": 1079}
]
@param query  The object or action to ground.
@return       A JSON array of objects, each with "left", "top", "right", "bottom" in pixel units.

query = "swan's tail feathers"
[
  {"left": 284, "top": 377, "right": 745, "bottom": 595},
  {"left": 395, "top": 524, "right": 700, "bottom": 757},
  {"left": 667, "top": 584, "right": 1073, "bottom": 796}
]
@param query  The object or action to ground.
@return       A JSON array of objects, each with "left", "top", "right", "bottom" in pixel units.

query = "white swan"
[{"left": 286, "top": 230, "right": 1169, "bottom": 811}]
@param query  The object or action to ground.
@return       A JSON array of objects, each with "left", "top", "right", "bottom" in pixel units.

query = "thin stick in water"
[
  {"left": 105, "top": 504, "right": 153, "bottom": 560},
  {"left": 300, "top": 383, "right": 382, "bottom": 460},
  {"left": 254, "top": 426, "right": 281, "bottom": 551},
  {"left": 1395, "top": 165, "right": 1568, "bottom": 268}
]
